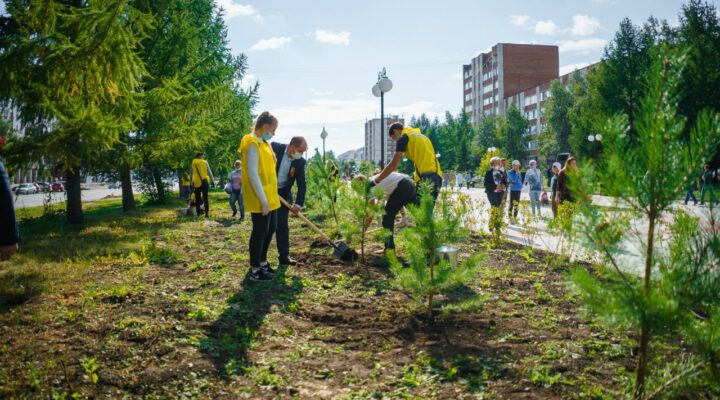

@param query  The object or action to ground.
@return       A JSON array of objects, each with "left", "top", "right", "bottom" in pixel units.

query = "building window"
[{"left": 483, "top": 84, "right": 493, "bottom": 94}]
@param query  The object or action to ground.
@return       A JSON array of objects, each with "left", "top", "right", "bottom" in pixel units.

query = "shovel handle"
[{"left": 278, "top": 196, "right": 333, "bottom": 244}]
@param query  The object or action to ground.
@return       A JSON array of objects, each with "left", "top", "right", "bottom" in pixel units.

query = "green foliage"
[
  {"left": 81, "top": 357, "right": 99, "bottom": 385},
  {"left": 544, "top": 79, "right": 574, "bottom": 154},
  {"left": 502, "top": 104, "right": 529, "bottom": 162},
  {"left": 339, "top": 168, "right": 385, "bottom": 262},
  {"left": 567, "top": 50, "right": 720, "bottom": 399},
  {"left": 305, "top": 150, "right": 341, "bottom": 227},
  {"left": 388, "top": 185, "right": 484, "bottom": 318}
]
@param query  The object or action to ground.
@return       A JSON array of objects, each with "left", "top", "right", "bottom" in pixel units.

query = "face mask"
[
  {"left": 262, "top": 132, "right": 273, "bottom": 141},
  {"left": 291, "top": 151, "right": 302, "bottom": 160}
]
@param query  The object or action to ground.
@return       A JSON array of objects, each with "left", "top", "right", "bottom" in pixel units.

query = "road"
[{"left": 12, "top": 185, "right": 133, "bottom": 209}]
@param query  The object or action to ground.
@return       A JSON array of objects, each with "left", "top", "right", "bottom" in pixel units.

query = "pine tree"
[
  {"left": 388, "top": 185, "right": 484, "bottom": 319},
  {"left": 340, "top": 167, "right": 385, "bottom": 263},
  {"left": 567, "top": 50, "right": 720, "bottom": 399},
  {"left": 0, "top": 0, "right": 149, "bottom": 224}
]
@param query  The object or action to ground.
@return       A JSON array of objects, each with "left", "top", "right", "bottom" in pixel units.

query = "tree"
[
  {"left": 568, "top": 50, "right": 720, "bottom": 399},
  {"left": 502, "top": 104, "right": 529, "bottom": 162},
  {"left": 0, "top": 0, "right": 149, "bottom": 224},
  {"left": 544, "top": 79, "right": 573, "bottom": 153},
  {"left": 568, "top": 72, "right": 605, "bottom": 161}
]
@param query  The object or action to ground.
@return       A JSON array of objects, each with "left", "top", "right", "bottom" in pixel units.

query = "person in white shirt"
[{"left": 365, "top": 172, "right": 416, "bottom": 252}]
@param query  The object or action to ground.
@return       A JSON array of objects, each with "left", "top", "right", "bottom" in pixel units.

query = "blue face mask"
[{"left": 262, "top": 132, "right": 273, "bottom": 141}]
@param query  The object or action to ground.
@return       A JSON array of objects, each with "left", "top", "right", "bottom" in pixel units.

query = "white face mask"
[{"left": 291, "top": 151, "right": 302, "bottom": 160}]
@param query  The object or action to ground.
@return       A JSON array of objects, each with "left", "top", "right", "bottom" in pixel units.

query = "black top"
[
  {"left": 271, "top": 142, "right": 307, "bottom": 207},
  {"left": 0, "top": 158, "right": 20, "bottom": 246},
  {"left": 395, "top": 135, "right": 409, "bottom": 152},
  {"left": 484, "top": 169, "right": 496, "bottom": 193}
]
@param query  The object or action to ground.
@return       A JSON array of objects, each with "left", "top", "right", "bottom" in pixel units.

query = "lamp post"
[
  {"left": 372, "top": 68, "right": 393, "bottom": 168},
  {"left": 587, "top": 133, "right": 602, "bottom": 160},
  {"left": 321, "top": 127, "right": 328, "bottom": 164}
]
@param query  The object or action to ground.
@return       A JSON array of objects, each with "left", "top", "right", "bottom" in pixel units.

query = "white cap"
[
  {"left": 512, "top": 160, "right": 520, "bottom": 166},
  {"left": 529, "top": 160, "right": 537, "bottom": 166},
  {"left": 552, "top": 162, "right": 562, "bottom": 170}
]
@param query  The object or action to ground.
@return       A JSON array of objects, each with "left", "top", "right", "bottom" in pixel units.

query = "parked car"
[
  {"left": 51, "top": 182, "right": 65, "bottom": 192},
  {"left": 14, "top": 183, "right": 38, "bottom": 195},
  {"left": 36, "top": 182, "right": 52, "bottom": 192}
]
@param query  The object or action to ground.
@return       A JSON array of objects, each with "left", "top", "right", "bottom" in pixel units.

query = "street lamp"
[
  {"left": 587, "top": 133, "right": 602, "bottom": 159},
  {"left": 372, "top": 67, "right": 393, "bottom": 168},
  {"left": 488, "top": 146, "right": 497, "bottom": 153},
  {"left": 321, "top": 127, "right": 328, "bottom": 163}
]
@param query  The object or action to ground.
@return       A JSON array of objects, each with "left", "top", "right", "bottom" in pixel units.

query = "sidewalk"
[{"left": 453, "top": 187, "right": 718, "bottom": 276}]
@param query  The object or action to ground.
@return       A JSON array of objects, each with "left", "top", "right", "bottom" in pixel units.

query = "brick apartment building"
[
  {"left": 463, "top": 43, "right": 595, "bottom": 159},
  {"left": 364, "top": 115, "right": 404, "bottom": 166}
]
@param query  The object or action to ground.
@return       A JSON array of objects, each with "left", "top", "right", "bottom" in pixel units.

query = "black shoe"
[
  {"left": 261, "top": 263, "right": 276, "bottom": 275},
  {"left": 279, "top": 257, "right": 297, "bottom": 266},
  {"left": 232, "top": 211, "right": 237, "bottom": 217},
  {"left": 249, "top": 268, "right": 272, "bottom": 281}
]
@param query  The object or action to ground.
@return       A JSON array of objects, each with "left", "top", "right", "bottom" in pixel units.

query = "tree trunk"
[
  {"left": 65, "top": 168, "right": 83, "bottom": 224},
  {"left": 634, "top": 212, "right": 656, "bottom": 400},
  {"left": 152, "top": 167, "right": 166, "bottom": 204},
  {"left": 121, "top": 167, "right": 135, "bottom": 211}
]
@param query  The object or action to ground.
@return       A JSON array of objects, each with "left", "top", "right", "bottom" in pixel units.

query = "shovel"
[{"left": 278, "top": 197, "right": 358, "bottom": 262}]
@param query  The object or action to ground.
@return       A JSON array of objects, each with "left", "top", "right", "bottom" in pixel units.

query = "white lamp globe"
[
  {"left": 595, "top": 133, "right": 602, "bottom": 141},
  {"left": 378, "top": 77, "right": 393, "bottom": 93},
  {"left": 588, "top": 134, "right": 595, "bottom": 142},
  {"left": 372, "top": 84, "right": 381, "bottom": 97},
  {"left": 320, "top": 127, "right": 328, "bottom": 140}
]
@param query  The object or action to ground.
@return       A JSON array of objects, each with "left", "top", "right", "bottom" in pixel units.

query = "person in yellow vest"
[
  {"left": 372, "top": 122, "right": 443, "bottom": 203},
  {"left": 180, "top": 172, "right": 191, "bottom": 200},
  {"left": 239, "top": 111, "right": 281, "bottom": 281},
  {"left": 191, "top": 152, "right": 214, "bottom": 217}
]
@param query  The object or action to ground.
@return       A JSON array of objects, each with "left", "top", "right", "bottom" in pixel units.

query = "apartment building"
[{"left": 364, "top": 116, "right": 404, "bottom": 166}]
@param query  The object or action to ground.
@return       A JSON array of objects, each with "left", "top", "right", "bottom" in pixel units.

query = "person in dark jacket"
[
  {"left": 555, "top": 157, "right": 577, "bottom": 205},
  {"left": 1, "top": 136, "right": 20, "bottom": 261},
  {"left": 271, "top": 136, "right": 307, "bottom": 266},
  {"left": 700, "top": 164, "right": 717, "bottom": 206},
  {"left": 484, "top": 157, "right": 505, "bottom": 208}
]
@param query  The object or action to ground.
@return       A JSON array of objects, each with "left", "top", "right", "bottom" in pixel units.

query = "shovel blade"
[{"left": 332, "top": 240, "right": 358, "bottom": 262}]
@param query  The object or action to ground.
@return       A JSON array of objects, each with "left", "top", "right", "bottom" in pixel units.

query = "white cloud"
[
  {"left": 510, "top": 15, "right": 531, "bottom": 27},
  {"left": 571, "top": 15, "right": 601, "bottom": 36},
  {"left": 214, "top": 0, "right": 261, "bottom": 20},
  {"left": 560, "top": 62, "right": 591, "bottom": 76},
  {"left": 558, "top": 38, "right": 607, "bottom": 54},
  {"left": 236, "top": 73, "right": 257, "bottom": 91},
  {"left": 250, "top": 36, "right": 292, "bottom": 51},
  {"left": 313, "top": 29, "right": 351, "bottom": 46},
  {"left": 309, "top": 88, "right": 335, "bottom": 96},
  {"left": 534, "top": 20, "right": 559, "bottom": 35}
]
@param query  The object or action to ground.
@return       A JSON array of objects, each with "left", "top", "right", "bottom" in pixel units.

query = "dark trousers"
[
  {"left": 194, "top": 180, "right": 209, "bottom": 216},
  {"left": 508, "top": 190, "right": 521, "bottom": 218},
  {"left": 700, "top": 185, "right": 717, "bottom": 205},
  {"left": 486, "top": 191, "right": 503, "bottom": 208},
  {"left": 276, "top": 188, "right": 293, "bottom": 262},
  {"left": 229, "top": 189, "right": 244, "bottom": 218},
  {"left": 383, "top": 178, "right": 416, "bottom": 250},
  {"left": 414, "top": 173, "right": 442, "bottom": 204},
  {"left": 249, "top": 210, "right": 277, "bottom": 268},
  {"left": 685, "top": 188, "right": 698, "bottom": 205}
]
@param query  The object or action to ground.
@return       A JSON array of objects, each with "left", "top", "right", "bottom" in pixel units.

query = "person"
[
  {"left": 456, "top": 171, "right": 464, "bottom": 190},
  {"left": 180, "top": 172, "right": 191, "bottom": 200},
  {"left": 442, "top": 172, "right": 449, "bottom": 188},
  {"left": 507, "top": 160, "right": 523, "bottom": 219},
  {"left": 1, "top": 135, "right": 20, "bottom": 261},
  {"left": 363, "top": 171, "right": 416, "bottom": 252},
  {"left": 684, "top": 170, "right": 699, "bottom": 206},
  {"left": 484, "top": 157, "right": 505, "bottom": 208},
  {"left": 228, "top": 160, "right": 244, "bottom": 220},
  {"left": 191, "top": 152, "right": 214, "bottom": 217},
  {"left": 524, "top": 160, "right": 543, "bottom": 216},
  {"left": 271, "top": 136, "right": 307, "bottom": 266},
  {"left": 466, "top": 173, "right": 472, "bottom": 190},
  {"left": 239, "top": 111, "right": 281, "bottom": 281},
  {"left": 373, "top": 123, "right": 442, "bottom": 202},
  {"left": 555, "top": 157, "right": 577, "bottom": 205},
  {"left": 549, "top": 162, "right": 561, "bottom": 218},
  {"left": 500, "top": 158, "right": 509, "bottom": 206},
  {"left": 700, "top": 164, "right": 717, "bottom": 206}
]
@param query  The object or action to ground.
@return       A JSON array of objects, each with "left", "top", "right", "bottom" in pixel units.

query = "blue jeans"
[
  {"left": 229, "top": 189, "right": 243, "bottom": 218},
  {"left": 529, "top": 190, "right": 541, "bottom": 216}
]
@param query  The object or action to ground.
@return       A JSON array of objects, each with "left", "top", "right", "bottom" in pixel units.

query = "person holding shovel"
[
  {"left": 271, "top": 136, "right": 307, "bottom": 266},
  {"left": 358, "top": 171, "right": 416, "bottom": 253},
  {"left": 373, "top": 122, "right": 442, "bottom": 203},
  {"left": 239, "top": 111, "right": 281, "bottom": 281}
]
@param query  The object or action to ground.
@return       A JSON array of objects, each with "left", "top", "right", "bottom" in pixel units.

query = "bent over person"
[
  {"left": 373, "top": 123, "right": 442, "bottom": 202},
  {"left": 367, "top": 171, "right": 416, "bottom": 252},
  {"left": 271, "top": 136, "right": 307, "bottom": 266}
]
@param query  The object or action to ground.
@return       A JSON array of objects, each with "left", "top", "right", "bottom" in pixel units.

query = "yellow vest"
[
  {"left": 401, "top": 127, "right": 442, "bottom": 183},
  {"left": 181, "top": 176, "right": 190, "bottom": 186},
  {"left": 239, "top": 134, "right": 280, "bottom": 213},
  {"left": 191, "top": 159, "right": 210, "bottom": 188}
]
